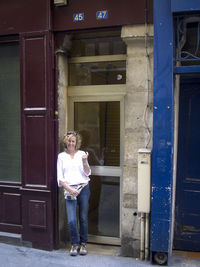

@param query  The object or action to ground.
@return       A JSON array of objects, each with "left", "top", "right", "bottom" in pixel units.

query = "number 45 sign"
[{"left": 73, "top": 13, "right": 84, "bottom": 22}]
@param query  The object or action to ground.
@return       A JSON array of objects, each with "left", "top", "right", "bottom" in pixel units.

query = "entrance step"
[
  {"left": 173, "top": 250, "right": 200, "bottom": 259},
  {"left": 87, "top": 243, "right": 121, "bottom": 256},
  {"left": 66, "top": 242, "right": 121, "bottom": 256}
]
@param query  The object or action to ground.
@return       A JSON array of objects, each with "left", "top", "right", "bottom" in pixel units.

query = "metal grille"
[{"left": 175, "top": 14, "right": 200, "bottom": 65}]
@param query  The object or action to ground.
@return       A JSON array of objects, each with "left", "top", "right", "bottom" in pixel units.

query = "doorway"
[
  {"left": 65, "top": 30, "right": 126, "bottom": 244},
  {"left": 174, "top": 74, "right": 200, "bottom": 251}
]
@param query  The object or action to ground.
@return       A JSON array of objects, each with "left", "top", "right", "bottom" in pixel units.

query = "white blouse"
[{"left": 57, "top": 150, "right": 91, "bottom": 187}]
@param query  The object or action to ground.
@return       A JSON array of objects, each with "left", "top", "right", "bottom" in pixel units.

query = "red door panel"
[
  {"left": 3, "top": 193, "right": 21, "bottom": 225},
  {"left": 23, "top": 36, "right": 47, "bottom": 107},
  {"left": 24, "top": 115, "right": 47, "bottom": 186},
  {"left": 0, "top": 188, "right": 22, "bottom": 234}
]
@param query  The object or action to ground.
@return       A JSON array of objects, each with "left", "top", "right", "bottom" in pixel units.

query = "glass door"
[{"left": 74, "top": 101, "right": 121, "bottom": 244}]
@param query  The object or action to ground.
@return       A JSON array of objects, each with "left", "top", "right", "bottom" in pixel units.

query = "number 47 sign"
[{"left": 96, "top": 10, "right": 108, "bottom": 20}]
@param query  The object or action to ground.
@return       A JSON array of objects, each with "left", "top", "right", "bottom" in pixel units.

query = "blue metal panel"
[
  {"left": 151, "top": 0, "right": 174, "bottom": 256},
  {"left": 174, "top": 66, "right": 200, "bottom": 74},
  {"left": 171, "top": 0, "right": 200, "bottom": 12}
]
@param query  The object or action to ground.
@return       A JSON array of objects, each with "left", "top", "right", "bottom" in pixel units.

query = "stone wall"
[
  {"left": 121, "top": 25, "right": 153, "bottom": 257},
  {"left": 57, "top": 53, "right": 69, "bottom": 247}
]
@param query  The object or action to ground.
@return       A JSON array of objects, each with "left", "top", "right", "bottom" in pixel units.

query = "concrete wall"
[{"left": 121, "top": 24, "right": 153, "bottom": 257}]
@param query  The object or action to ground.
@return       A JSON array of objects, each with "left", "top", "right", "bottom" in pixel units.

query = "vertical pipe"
[
  {"left": 140, "top": 213, "right": 145, "bottom": 260},
  {"left": 145, "top": 213, "right": 149, "bottom": 260}
]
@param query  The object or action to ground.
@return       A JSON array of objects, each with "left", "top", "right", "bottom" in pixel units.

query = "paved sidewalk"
[
  {"left": 0, "top": 242, "right": 200, "bottom": 267},
  {"left": 0, "top": 243, "right": 148, "bottom": 267}
]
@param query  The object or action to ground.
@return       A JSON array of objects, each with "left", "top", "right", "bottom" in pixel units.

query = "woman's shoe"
[
  {"left": 79, "top": 243, "right": 87, "bottom": 255},
  {"left": 70, "top": 245, "right": 79, "bottom": 256}
]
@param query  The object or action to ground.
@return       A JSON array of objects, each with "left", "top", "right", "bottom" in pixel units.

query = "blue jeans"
[{"left": 65, "top": 184, "right": 90, "bottom": 245}]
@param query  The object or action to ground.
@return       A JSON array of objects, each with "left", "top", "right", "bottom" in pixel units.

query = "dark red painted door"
[
  {"left": 20, "top": 31, "right": 56, "bottom": 250},
  {"left": 174, "top": 75, "right": 200, "bottom": 251}
]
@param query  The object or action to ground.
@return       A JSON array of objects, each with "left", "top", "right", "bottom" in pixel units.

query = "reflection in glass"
[
  {"left": 69, "top": 61, "right": 126, "bottom": 86},
  {"left": 89, "top": 175, "right": 120, "bottom": 237},
  {"left": 0, "top": 43, "right": 21, "bottom": 182},
  {"left": 70, "top": 36, "right": 126, "bottom": 57},
  {"left": 74, "top": 102, "right": 120, "bottom": 166}
]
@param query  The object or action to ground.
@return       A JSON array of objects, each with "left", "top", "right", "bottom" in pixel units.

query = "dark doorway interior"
[{"left": 174, "top": 74, "right": 200, "bottom": 251}]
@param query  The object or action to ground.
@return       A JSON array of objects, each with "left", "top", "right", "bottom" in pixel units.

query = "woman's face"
[{"left": 66, "top": 136, "right": 77, "bottom": 152}]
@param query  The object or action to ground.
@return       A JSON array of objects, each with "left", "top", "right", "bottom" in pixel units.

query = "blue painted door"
[{"left": 174, "top": 75, "right": 200, "bottom": 251}]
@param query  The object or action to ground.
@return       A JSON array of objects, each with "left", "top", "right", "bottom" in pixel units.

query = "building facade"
[
  {"left": 0, "top": 0, "right": 153, "bottom": 257},
  {"left": 2, "top": 1, "right": 200, "bottom": 265}
]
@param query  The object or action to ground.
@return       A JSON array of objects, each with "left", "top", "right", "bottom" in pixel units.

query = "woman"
[{"left": 57, "top": 131, "right": 91, "bottom": 256}]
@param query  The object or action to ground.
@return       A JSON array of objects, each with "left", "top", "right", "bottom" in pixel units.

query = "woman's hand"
[
  {"left": 68, "top": 187, "right": 79, "bottom": 197},
  {"left": 82, "top": 151, "right": 89, "bottom": 164},
  {"left": 59, "top": 181, "right": 80, "bottom": 197}
]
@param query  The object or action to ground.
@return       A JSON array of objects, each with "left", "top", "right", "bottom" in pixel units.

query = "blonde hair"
[{"left": 63, "top": 131, "right": 82, "bottom": 150}]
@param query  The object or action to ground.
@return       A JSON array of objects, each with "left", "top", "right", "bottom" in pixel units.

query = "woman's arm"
[
  {"left": 82, "top": 152, "right": 91, "bottom": 176},
  {"left": 57, "top": 155, "right": 64, "bottom": 187}
]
